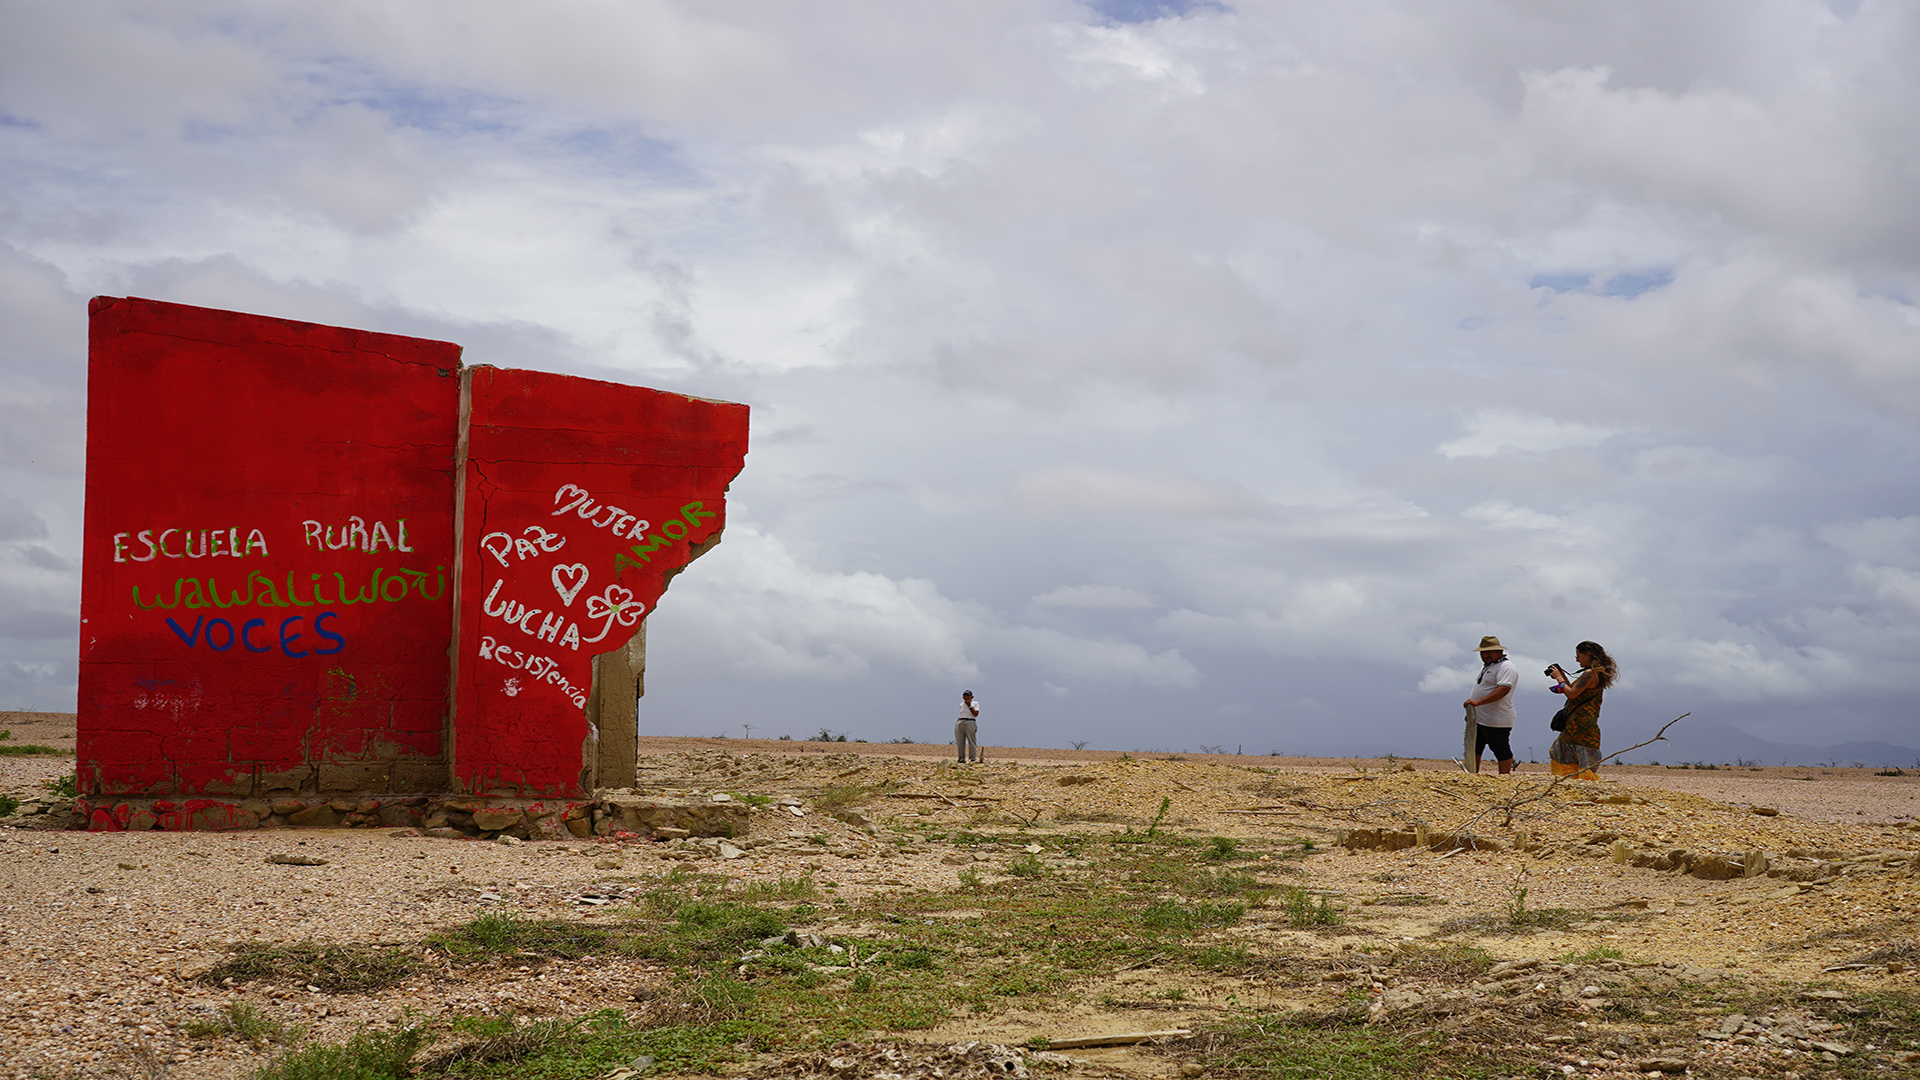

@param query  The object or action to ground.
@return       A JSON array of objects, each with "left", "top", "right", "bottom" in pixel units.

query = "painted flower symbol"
[
  {"left": 581, "top": 584, "right": 646, "bottom": 643},
  {"left": 584, "top": 585, "right": 643, "bottom": 626}
]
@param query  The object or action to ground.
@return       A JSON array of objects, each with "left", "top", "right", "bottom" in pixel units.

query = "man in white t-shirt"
[
  {"left": 955, "top": 691, "right": 980, "bottom": 763},
  {"left": 1463, "top": 635, "right": 1518, "bottom": 774}
]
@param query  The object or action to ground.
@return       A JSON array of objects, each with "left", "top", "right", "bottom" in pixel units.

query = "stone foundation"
[{"left": 73, "top": 790, "right": 751, "bottom": 841}]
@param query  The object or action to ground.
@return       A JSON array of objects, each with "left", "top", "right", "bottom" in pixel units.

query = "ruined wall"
[
  {"left": 453, "top": 367, "right": 748, "bottom": 796},
  {"left": 78, "top": 298, "right": 461, "bottom": 809},
  {"left": 75, "top": 299, "right": 748, "bottom": 827}
]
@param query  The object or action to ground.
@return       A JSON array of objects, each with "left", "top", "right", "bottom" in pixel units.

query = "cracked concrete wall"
[
  {"left": 451, "top": 365, "right": 748, "bottom": 797},
  {"left": 77, "top": 298, "right": 747, "bottom": 816},
  {"left": 585, "top": 620, "right": 645, "bottom": 790},
  {"left": 77, "top": 297, "right": 463, "bottom": 800}
]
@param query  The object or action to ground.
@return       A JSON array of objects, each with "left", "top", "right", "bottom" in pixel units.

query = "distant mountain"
[{"left": 1597, "top": 719, "right": 1919, "bottom": 768}]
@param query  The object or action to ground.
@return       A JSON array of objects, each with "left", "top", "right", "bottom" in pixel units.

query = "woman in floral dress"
[{"left": 1548, "top": 641, "right": 1616, "bottom": 779}]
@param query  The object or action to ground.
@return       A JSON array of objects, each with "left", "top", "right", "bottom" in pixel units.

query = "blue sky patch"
[
  {"left": 1087, "top": 0, "right": 1225, "bottom": 24},
  {"left": 1602, "top": 268, "right": 1675, "bottom": 298}
]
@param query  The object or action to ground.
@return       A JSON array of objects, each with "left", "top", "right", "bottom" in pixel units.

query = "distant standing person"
[
  {"left": 1463, "top": 635, "right": 1518, "bottom": 775},
  {"left": 1547, "top": 641, "right": 1615, "bottom": 780},
  {"left": 955, "top": 690, "right": 980, "bottom": 763}
]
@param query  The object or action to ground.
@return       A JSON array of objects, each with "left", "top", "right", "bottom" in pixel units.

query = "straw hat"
[{"left": 1471, "top": 635, "right": 1507, "bottom": 654}]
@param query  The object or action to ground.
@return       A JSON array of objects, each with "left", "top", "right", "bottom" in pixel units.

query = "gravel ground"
[{"left": 2, "top": 718, "right": 1917, "bottom": 1079}]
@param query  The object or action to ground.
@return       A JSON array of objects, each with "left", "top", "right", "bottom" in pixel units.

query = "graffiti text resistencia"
[
  {"left": 477, "top": 635, "right": 588, "bottom": 708},
  {"left": 301, "top": 517, "right": 414, "bottom": 553},
  {"left": 130, "top": 567, "right": 447, "bottom": 610},
  {"left": 113, "top": 528, "right": 270, "bottom": 562}
]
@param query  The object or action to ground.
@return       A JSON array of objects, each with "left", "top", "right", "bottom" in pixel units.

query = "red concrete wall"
[
  {"left": 78, "top": 298, "right": 462, "bottom": 800},
  {"left": 453, "top": 367, "right": 749, "bottom": 796}
]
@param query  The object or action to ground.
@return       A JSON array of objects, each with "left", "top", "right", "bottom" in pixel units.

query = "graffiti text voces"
[{"left": 163, "top": 612, "right": 348, "bottom": 658}]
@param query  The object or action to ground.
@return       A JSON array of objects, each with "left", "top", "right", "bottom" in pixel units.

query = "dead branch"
[{"left": 1453, "top": 713, "right": 1689, "bottom": 836}]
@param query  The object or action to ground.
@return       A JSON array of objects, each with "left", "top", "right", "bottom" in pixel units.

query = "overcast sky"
[{"left": 4, "top": 1, "right": 1918, "bottom": 761}]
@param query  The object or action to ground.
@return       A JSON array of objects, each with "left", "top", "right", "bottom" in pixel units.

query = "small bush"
[
  {"left": 1193, "top": 944, "right": 1250, "bottom": 971},
  {"left": 1143, "top": 899, "right": 1247, "bottom": 932},
  {"left": 671, "top": 900, "right": 787, "bottom": 947},
  {"left": 254, "top": 1023, "right": 430, "bottom": 1080},
  {"left": 183, "top": 1001, "right": 298, "bottom": 1045},
  {"left": 1281, "top": 888, "right": 1340, "bottom": 929},
  {"left": 0, "top": 742, "right": 62, "bottom": 756},
  {"left": 683, "top": 973, "right": 757, "bottom": 1020},
  {"left": 43, "top": 773, "right": 77, "bottom": 798},
  {"left": 1389, "top": 941, "right": 1493, "bottom": 979},
  {"left": 0, "top": 794, "right": 17, "bottom": 817},
  {"left": 425, "top": 914, "right": 614, "bottom": 963},
  {"left": 197, "top": 942, "right": 423, "bottom": 993},
  {"left": 1203, "top": 836, "right": 1240, "bottom": 861},
  {"left": 1005, "top": 853, "right": 1046, "bottom": 878}
]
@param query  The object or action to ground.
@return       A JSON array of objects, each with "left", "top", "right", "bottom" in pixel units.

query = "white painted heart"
[{"left": 550, "top": 563, "right": 589, "bottom": 606}]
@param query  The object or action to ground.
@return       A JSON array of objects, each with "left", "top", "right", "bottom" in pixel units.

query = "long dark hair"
[{"left": 1576, "top": 641, "right": 1617, "bottom": 689}]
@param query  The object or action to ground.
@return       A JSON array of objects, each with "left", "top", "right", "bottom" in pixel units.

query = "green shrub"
[
  {"left": 183, "top": 1001, "right": 297, "bottom": 1045},
  {"left": 253, "top": 1024, "right": 429, "bottom": 1080},
  {"left": 196, "top": 942, "right": 423, "bottom": 993},
  {"left": 1281, "top": 888, "right": 1340, "bottom": 928}
]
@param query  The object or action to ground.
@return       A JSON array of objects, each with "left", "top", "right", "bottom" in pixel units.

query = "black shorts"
[{"left": 1474, "top": 725, "right": 1513, "bottom": 761}]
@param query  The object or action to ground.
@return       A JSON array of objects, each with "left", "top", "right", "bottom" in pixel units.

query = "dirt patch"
[{"left": 3, "top": 716, "right": 1918, "bottom": 1078}]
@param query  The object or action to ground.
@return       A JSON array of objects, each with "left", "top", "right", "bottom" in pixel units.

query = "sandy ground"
[{"left": 2, "top": 716, "right": 1917, "bottom": 1079}]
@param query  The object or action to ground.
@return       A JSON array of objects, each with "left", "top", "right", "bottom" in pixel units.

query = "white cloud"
[
  {"left": 1008, "top": 465, "right": 1261, "bottom": 516},
  {"left": 659, "top": 523, "right": 977, "bottom": 682},
  {"left": 657, "top": 523, "right": 1196, "bottom": 688},
  {"left": 1438, "top": 411, "right": 1621, "bottom": 458},
  {"left": 6, "top": 2, "right": 1920, "bottom": 753},
  {"left": 1032, "top": 584, "right": 1156, "bottom": 608}
]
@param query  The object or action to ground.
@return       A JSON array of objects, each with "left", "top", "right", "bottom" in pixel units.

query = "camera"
[{"left": 1543, "top": 663, "right": 1569, "bottom": 682}]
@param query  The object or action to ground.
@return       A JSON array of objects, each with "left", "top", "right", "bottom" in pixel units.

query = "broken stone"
[
  {"left": 377, "top": 804, "right": 425, "bottom": 828},
  {"left": 472, "top": 808, "right": 525, "bottom": 831},
  {"left": 286, "top": 806, "right": 338, "bottom": 828},
  {"left": 264, "top": 853, "right": 328, "bottom": 866},
  {"left": 1637, "top": 1059, "right": 1688, "bottom": 1073}
]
